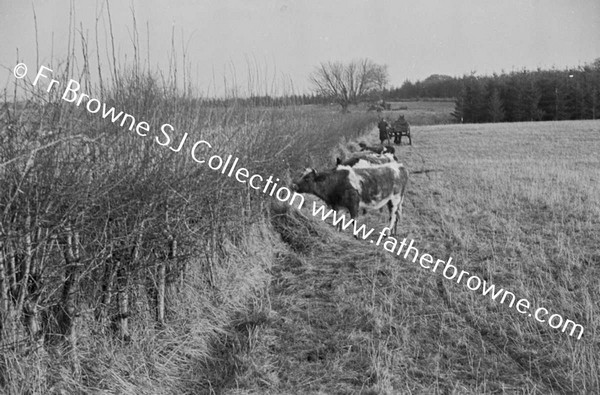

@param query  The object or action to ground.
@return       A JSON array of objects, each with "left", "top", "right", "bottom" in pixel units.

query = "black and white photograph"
[{"left": 1, "top": 1, "right": 599, "bottom": 393}]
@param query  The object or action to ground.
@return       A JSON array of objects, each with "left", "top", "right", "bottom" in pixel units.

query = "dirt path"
[{"left": 268, "top": 234, "right": 393, "bottom": 393}]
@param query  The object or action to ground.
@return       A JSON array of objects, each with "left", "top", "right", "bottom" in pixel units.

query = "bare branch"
[{"left": 309, "top": 58, "right": 388, "bottom": 111}]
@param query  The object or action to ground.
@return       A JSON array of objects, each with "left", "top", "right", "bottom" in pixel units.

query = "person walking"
[{"left": 378, "top": 118, "right": 390, "bottom": 145}]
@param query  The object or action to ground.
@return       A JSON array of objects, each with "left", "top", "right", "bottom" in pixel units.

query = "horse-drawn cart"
[{"left": 388, "top": 116, "right": 411, "bottom": 145}]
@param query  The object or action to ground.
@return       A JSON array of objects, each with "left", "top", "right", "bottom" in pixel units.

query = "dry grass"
[
  {"left": 227, "top": 119, "right": 600, "bottom": 394},
  {"left": 0, "top": 63, "right": 378, "bottom": 393},
  {"left": 379, "top": 100, "right": 456, "bottom": 125},
  {"left": 2, "top": 15, "right": 597, "bottom": 390}
]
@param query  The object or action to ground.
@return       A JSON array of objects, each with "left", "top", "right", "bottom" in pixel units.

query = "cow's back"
[
  {"left": 341, "top": 152, "right": 395, "bottom": 168},
  {"left": 340, "top": 163, "right": 408, "bottom": 206}
]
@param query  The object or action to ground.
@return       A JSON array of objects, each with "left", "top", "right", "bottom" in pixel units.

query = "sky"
[{"left": 1, "top": 0, "right": 599, "bottom": 96}]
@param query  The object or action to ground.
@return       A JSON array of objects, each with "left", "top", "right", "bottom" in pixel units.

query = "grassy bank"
[{"left": 0, "top": 63, "right": 379, "bottom": 393}]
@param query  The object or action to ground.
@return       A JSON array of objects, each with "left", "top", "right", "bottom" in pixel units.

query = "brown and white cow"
[
  {"left": 336, "top": 152, "right": 397, "bottom": 168},
  {"left": 291, "top": 161, "right": 409, "bottom": 236},
  {"left": 335, "top": 152, "right": 400, "bottom": 215},
  {"left": 358, "top": 142, "right": 395, "bottom": 155}
]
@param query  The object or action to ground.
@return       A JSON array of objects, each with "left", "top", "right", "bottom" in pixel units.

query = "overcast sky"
[{"left": 1, "top": 0, "right": 599, "bottom": 96}]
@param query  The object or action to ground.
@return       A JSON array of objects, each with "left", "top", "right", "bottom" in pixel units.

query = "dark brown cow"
[{"left": 291, "top": 161, "right": 409, "bottom": 236}]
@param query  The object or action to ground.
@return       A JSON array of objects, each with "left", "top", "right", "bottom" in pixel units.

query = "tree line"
[
  {"left": 185, "top": 59, "right": 600, "bottom": 124},
  {"left": 384, "top": 60, "right": 600, "bottom": 123},
  {"left": 201, "top": 93, "right": 332, "bottom": 107}
]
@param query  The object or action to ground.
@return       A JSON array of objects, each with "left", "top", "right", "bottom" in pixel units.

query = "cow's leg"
[
  {"left": 382, "top": 201, "right": 392, "bottom": 235},
  {"left": 376, "top": 200, "right": 393, "bottom": 237},
  {"left": 389, "top": 205, "right": 397, "bottom": 236},
  {"left": 347, "top": 192, "right": 361, "bottom": 239},
  {"left": 393, "top": 194, "right": 405, "bottom": 235},
  {"left": 394, "top": 197, "right": 403, "bottom": 235},
  {"left": 388, "top": 196, "right": 403, "bottom": 236},
  {"left": 330, "top": 205, "right": 342, "bottom": 232},
  {"left": 337, "top": 209, "right": 345, "bottom": 232}
]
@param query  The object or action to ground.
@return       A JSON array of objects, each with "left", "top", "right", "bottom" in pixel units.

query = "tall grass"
[{"left": 0, "top": 12, "right": 378, "bottom": 394}]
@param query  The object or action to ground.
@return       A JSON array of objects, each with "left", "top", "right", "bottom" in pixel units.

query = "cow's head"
[
  {"left": 291, "top": 168, "right": 317, "bottom": 193},
  {"left": 382, "top": 145, "right": 395, "bottom": 155}
]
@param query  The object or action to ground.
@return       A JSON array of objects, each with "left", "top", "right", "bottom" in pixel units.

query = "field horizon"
[
  {"left": 1, "top": 63, "right": 599, "bottom": 393},
  {"left": 2, "top": 1, "right": 599, "bottom": 392}
]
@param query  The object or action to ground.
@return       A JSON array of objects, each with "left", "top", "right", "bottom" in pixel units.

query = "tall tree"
[
  {"left": 502, "top": 76, "right": 525, "bottom": 122},
  {"left": 309, "top": 58, "right": 389, "bottom": 112},
  {"left": 452, "top": 85, "right": 466, "bottom": 123},
  {"left": 522, "top": 81, "right": 543, "bottom": 121},
  {"left": 488, "top": 88, "right": 505, "bottom": 122},
  {"left": 462, "top": 75, "right": 486, "bottom": 122}
]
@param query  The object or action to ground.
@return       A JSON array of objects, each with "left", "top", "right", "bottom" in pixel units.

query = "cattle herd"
[{"left": 291, "top": 138, "right": 410, "bottom": 237}]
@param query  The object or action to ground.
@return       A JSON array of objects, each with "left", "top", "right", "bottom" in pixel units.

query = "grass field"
[
  {"left": 2, "top": 67, "right": 599, "bottom": 394},
  {"left": 381, "top": 100, "right": 456, "bottom": 125},
  {"left": 222, "top": 119, "right": 600, "bottom": 394}
]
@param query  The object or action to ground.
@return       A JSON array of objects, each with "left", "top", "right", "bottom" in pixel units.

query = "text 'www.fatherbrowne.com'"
[
  {"left": 14, "top": 63, "right": 584, "bottom": 341},
  {"left": 310, "top": 202, "right": 585, "bottom": 340}
]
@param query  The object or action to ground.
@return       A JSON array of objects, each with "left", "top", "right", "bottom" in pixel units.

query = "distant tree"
[
  {"left": 591, "top": 66, "right": 600, "bottom": 120},
  {"left": 451, "top": 86, "right": 465, "bottom": 123},
  {"left": 462, "top": 76, "right": 486, "bottom": 122},
  {"left": 535, "top": 72, "right": 560, "bottom": 121},
  {"left": 414, "top": 63, "right": 599, "bottom": 123},
  {"left": 502, "top": 77, "right": 525, "bottom": 122},
  {"left": 392, "top": 79, "right": 417, "bottom": 99},
  {"left": 309, "top": 58, "right": 389, "bottom": 112},
  {"left": 581, "top": 61, "right": 600, "bottom": 119},
  {"left": 488, "top": 88, "right": 505, "bottom": 122},
  {"left": 372, "top": 64, "right": 390, "bottom": 91},
  {"left": 522, "top": 81, "right": 544, "bottom": 121},
  {"left": 421, "top": 74, "right": 454, "bottom": 97}
]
